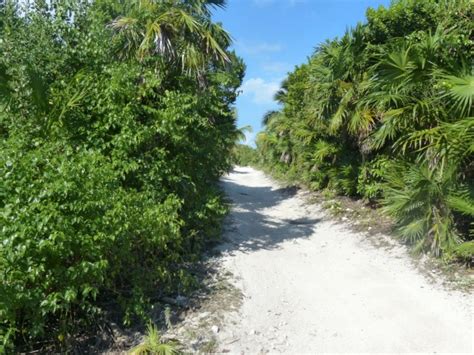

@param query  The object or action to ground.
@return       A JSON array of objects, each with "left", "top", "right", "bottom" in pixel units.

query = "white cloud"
[
  {"left": 237, "top": 41, "right": 283, "bottom": 55},
  {"left": 241, "top": 77, "right": 280, "bottom": 105}
]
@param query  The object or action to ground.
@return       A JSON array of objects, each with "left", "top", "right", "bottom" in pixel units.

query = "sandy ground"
[{"left": 215, "top": 166, "right": 473, "bottom": 354}]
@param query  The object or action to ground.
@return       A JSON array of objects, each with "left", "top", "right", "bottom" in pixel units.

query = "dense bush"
[
  {"left": 0, "top": 0, "right": 243, "bottom": 351},
  {"left": 256, "top": 0, "right": 473, "bottom": 257}
]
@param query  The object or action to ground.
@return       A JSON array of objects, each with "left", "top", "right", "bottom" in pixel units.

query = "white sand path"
[{"left": 215, "top": 166, "right": 473, "bottom": 354}]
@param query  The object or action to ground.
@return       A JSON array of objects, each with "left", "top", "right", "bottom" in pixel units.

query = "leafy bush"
[{"left": 0, "top": 0, "right": 243, "bottom": 351}]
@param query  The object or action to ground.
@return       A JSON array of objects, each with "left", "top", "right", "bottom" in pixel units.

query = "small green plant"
[
  {"left": 130, "top": 323, "right": 179, "bottom": 355},
  {"left": 323, "top": 200, "right": 344, "bottom": 216},
  {"left": 322, "top": 189, "right": 337, "bottom": 199}
]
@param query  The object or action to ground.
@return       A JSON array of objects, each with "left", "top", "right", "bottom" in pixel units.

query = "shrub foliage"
[
  {"left": 0, "top": 0, "right": 244, "bottom": 351},
  {"left": 256, "top": 0, "right": 473, "bottom": 256}
]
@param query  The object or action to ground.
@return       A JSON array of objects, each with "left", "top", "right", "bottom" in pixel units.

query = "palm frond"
[
  {"left": 439, "top": 73, "right": 474, "bottom": 117},
  {"left": 130, "top": 323, "right": 179, "bottom": 355},
  {"left": 378, "top": 47, "right": 415, "bottom": 83},
  {"left": 447, "top": 194, "right": 474, "bottom": 217}
]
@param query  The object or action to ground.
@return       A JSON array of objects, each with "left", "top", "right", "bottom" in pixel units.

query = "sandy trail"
[{"left": 215, "top": 166, "right": 473, "bottom": 354}]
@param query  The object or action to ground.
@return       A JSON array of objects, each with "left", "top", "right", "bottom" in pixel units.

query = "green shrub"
[{"left": 0, "top": 0, "right": 243, "bottom": 351}]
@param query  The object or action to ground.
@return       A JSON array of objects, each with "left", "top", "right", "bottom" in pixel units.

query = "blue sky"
[{"left": 213, "top": 0, "right": 390, "bottom": 145}]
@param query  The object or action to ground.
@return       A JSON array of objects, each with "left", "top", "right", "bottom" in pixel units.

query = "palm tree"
[
  {"left": 273, "top": 78, "right": 289, "bottom": 104},
  {"left": 111, "top": 0, "right": 231, "bottom": 75},
  {"left": 262, "top": 110, "right": 279, "bottom": 126},
  {"left": 234, "top": 124, "right": 253, "bottom": 143}
]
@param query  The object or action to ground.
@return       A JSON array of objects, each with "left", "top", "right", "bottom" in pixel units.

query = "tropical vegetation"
[
  {"left": 231, "top": 144, "right": 258, "bottom": 166},
  {"left": 255, "top": 0, "right": 473, "bottom": 258},
  {"left": 0, "top": 0, "right": 243, "bottom": 352}
]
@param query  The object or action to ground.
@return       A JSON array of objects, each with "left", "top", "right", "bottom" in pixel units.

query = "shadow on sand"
[{"left": 217, "top": 177, "right": 320, "bottom": 254}]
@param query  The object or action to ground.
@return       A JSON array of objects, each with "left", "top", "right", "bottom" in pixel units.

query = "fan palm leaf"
[{"left": 439, "top": 73, "right": 474, "bottom": 118}]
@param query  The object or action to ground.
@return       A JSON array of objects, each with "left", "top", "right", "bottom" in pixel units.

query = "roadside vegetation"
[
  {"left": 254, "top": 0, "right": 473, "bottom": 261},
  {"left": 0, "top": 0, "right": 243, "bottom": 352},
  {"left": 231, "top": 144, "right": 258, "bottom": 167}
]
